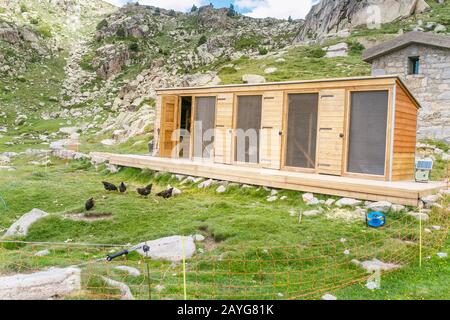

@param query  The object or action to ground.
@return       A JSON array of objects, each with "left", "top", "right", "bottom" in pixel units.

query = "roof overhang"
[{"left": 363, "top": 31, "right": 450, "bottom": 62}]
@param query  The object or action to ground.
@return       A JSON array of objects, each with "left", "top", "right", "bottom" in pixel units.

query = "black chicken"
[
  {"left": 85, "top": 198, "right": 95, "bottom": 211},
  {"left": 102, "top": 181, "right": 118, "bottom": 191},
  {"left": 119, "top": 182, "right": 127, "bottom": 193},
  {"left": 156, "top": 188, "right": 173, "bottom": 199},
  {"left": 137, "top": 184, "right": 152, "bottom": 197}
]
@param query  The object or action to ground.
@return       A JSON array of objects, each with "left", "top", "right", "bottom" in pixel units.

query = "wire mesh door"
[
  {"left": 193, "top": 96, "right": 216, "bottom": 159},
  {"left": 235, "top": 95, "right": 262, "bottom": 164},
  {"left": 285, "top": 93, "right": 319, "bottom": 169},
  {"left": 347, "top": 90, "right": 389, "bottom": 176}
]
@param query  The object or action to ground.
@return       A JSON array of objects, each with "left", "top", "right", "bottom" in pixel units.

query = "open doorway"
[{"left": 179, "top": 96, "right": 192, "bottom": 158}]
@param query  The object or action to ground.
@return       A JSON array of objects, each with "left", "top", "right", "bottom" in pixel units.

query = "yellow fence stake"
[
  {"left": 419, "top": 213, "right": 422, "bottom": 268},
  {"left": 182, "top": 237, "right": 187, "bottom": 300}
]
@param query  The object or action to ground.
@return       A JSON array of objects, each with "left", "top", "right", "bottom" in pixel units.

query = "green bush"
[
  {"left": 305, "top": 46, "right": 326, "bottom": 58},
  {"left": 219, "top": 66, "right": 237, "bottom": 75},
  {"left": 129, "top": 42, "right": 139, "bottom": 52},
  {"left": 96, "top": 19, "right": 108, "bottom": 31},
  {"left": 235, "top": 36, "right": 261, "bottom": 51},
  {"left": 36, "top": 25, "right": 52, "bottom": 38},
  {"left": 20, "top": 3, "right": 28, "bottom": 12},
  {"left": 258, "top": 47, "right": 268, "bottom": 55},
  {"left": 116, "top": 27, "right": 126, "bottom": 38},
  {"left": 197, "top": 35, "right": 207, "bottom": 47},
  {"left": 348, "top": 41, "right": 365, "bottom": 54}
]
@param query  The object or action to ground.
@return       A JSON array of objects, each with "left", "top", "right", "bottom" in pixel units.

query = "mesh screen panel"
[
  {"left": 194, "top": 96, "right": 216, "bottom": 158},
  {"left": 235, "top": 95, "right": 262, "bottom": 163},
  {"left": 285, "top": 93, "right": 319, "bottom": 169},
  {"left": 347, "top": 91, "right": 388, "bottom": 176}
]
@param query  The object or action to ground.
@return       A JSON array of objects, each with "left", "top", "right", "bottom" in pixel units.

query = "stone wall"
[{"left": 371, "top": 44, "right": 450, "bottom": 142}]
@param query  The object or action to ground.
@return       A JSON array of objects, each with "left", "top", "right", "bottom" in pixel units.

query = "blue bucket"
[{"left": 367, "top": 211, "right": 386, "bottom": 228}]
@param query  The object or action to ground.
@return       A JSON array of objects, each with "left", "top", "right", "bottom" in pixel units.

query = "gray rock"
[
  {"left": 0, "top": 267, "right": 81, "bottom": 300},
  {"left": 3, "top": 209, "right": 49, "bottom": 238},
  {"left": 242, "top": 74, "right": 266, "bottom": 84},
  {"left": 135, "top": 236, "right": 196, "bottom": 262},
  {"left": 366, "top": 201, "right": 392, "bottom": 212},
  {"left": 171, "top": 187, "right": 182, "bottom": 196},
  {"left": 101, "top": 277, "right": 133, "bottom": 300},
  {"left": 216, "top": 185, "right": 226, "bottom": 193},
  {"left": 322, "top": 293, "right": 337, "bottom": 300},
  {"left": 335, "top": 198, "right": 362, "bottom": 207},
  {"left": 267, "top": 196, "right": 278, "bottom": 202},
  {"left": 360, "top": 259, "right": 401, "bottom": 273},
  {"left": 325, "top": 199, "right": 336, "bottom": 206},
  {"left": 198, "top": 179, "right": 214, "bottom": 189},
  {"left": 407, "top": 211, "right": 429, "bottom": 221},
  {"left": 303, "top": 209, "right": 322, "bottom": 216},
  {"left": 34, "top": 249, "right": 50, "bottom": 257},
  {"left": 192, "top": 234, "right": 205, "bottom": 242},
  {"left": 391, "top": 204, "right": 406, "bottom": 212},
  {"left": 114, "top": 266, "right": 141, "bottom": 277},
  {"left": 436, "top": 252, "right": 447, "bottom": 258}
]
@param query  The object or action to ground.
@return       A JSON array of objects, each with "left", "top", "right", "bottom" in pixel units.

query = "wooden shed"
[
  {"left": 154, "top": 76, "right": 419, "bottom": 181},
  {"left": 94, "top": 75, "right": 445, "bottom": 205}
]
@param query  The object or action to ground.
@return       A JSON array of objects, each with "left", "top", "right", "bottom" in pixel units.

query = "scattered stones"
[
  {"left": 360, "top": 259, "right": 401, "bottom": 273},
  {"left": 114, "top": 266, "right": 141, "bottom": 277},
  {"left": 303, "top": 209, "right": 322, "bottom": 216},
  {"left": 302, "top": 193, "right": 320, "bottom": 205},
  {"left": 264, "top": 67, "right": 277, "bottom": 74},
  {"left": 322, "top": 293, "right": 337, "bottom": 300},
  {"left": 192, "top": 234, "right": 205, "bottom": 242},
  {"left": 335, "top": 198, "right": 362, "bottom": 207},
  {"left": 198, "top": 179, "right": 214, "bottom": 189},
  {"left": 0, "top": 267, "right": 81, "bottom": 300},
  {"left": 391, "top": 204, "right": 406, "bottom": 212},
  {"left": 216, "top": 185, "right": 226, "bottom": 193},
  {"left": 100, "top": 139, "right": 116, "bottom": 146},
  {"left": 323, "top": 42, "right": 348, "bottom": 58},
  {"left": 325, "top": 208, "right": 365, "bottom": 221},
  {"left": 242, "top": 74, "right": 266, "bottom": 84},
  {"left": 366, "top": 201, "right": 392, "bottom": 212},
  {"left": 34, "top": 249, "right": 50, "bottom": 257},
  {"left": 365, "top": 281, "right": 379, "bottom": 290},
  {"left": 135, "top": 236, "right": 196, "bottom": 262},
  {"left": 101, "top": 277, "right": 133, "bottom": 300},
  {"left": 3, "top": 209, "right": 49, "bottom": 238},
  {"left": 171, "top": 187, "right": 182, "bottom": 196},
  {"left": 407, "top": 211, "right": 429, "bottom": 221}
]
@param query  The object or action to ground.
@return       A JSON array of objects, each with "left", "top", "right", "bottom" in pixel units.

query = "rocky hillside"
[
  {"left": 297, "top": 0, "right": 432, "bottom": 41},
  {"left": 0, "top": 0, "right": 449, "bottom": 152}
]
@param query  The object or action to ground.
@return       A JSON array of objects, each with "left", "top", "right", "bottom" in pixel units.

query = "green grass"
[{"left": 0, "top": 155, "right": 448, "bottom": 299}]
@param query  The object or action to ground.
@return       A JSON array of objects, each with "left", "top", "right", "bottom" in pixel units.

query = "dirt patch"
[
  {"left": 203, "top": 235, "right": 219, "bottom": 251},
  {"left": 63, "top": 212, "right": 113, "bottom": 222}
]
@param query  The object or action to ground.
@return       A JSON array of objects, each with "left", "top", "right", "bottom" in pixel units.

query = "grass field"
[{"left": 0, "top": 151, "right": 448, "bottom": 299}]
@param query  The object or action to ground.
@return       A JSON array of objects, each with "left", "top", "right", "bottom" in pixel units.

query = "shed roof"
[
  {"left": 156, "top": 75, "right": 421, "bottom": 108},
  {"left": 363, "top": 31, "right": 450, "bottom": 62}
]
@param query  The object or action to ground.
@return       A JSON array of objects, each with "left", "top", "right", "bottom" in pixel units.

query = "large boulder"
[
  {"left": 323, "top": 42, "right": 348, "bottom": 58},
  {"left": 3, "top": 209, "right": 49, "bottom": 238},
  {"left": 0, "top": 267, "right": 81, "bottom": 300},
  {"left": 135, "top": 236, "right": 196, "bottom": 262},
  {"left": 242, "top": 74, "right": 266, "bottom": 84}
]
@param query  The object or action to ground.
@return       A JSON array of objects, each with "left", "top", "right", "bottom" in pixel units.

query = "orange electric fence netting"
[{"left": 0, "top": 200, "right": 448, "bottom": 300}]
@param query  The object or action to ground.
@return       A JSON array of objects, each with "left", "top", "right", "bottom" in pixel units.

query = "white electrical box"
[{"left": 415, "top": 158, "right": 433, "bottom": 183}]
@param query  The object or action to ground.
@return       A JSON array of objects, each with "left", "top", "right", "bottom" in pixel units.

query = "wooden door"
[
  {"left": 159, "top": 95, "right": 179, "bottom": 158},
  {"left": 214, "top": 93, "right": 234, "bottom": 164},
  {"left": 260, "top": 91, "right": 283, "bottom": 169},
  {"left": 316, "top": 89, "right": 346, "bottom": 176}
]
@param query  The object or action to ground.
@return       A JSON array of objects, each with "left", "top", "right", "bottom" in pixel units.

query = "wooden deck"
[{"left": 93, "top": 152, "right": 447, "bottom": 206}]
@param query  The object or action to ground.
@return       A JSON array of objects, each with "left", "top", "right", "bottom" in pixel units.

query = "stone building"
[{"left": 363, "top": 31, "right": 450, "bottom": 142}]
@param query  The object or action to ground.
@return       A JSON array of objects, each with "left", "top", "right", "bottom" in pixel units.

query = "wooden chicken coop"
[{"left": 94, "top": 76, "right": 445, "bottom": 205}]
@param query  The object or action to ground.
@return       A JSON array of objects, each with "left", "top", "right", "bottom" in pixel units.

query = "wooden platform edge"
[{"left": 92, "top": 152, "right": 446, "bottom": 206}]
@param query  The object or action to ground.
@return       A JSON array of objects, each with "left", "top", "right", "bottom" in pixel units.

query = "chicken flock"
[{"left": 84, "top": 181, "right": 174, "bottom": 211}]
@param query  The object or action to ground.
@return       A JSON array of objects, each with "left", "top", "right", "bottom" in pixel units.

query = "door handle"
[{"left": 339, "top": 133, "right": 344, "bottom": 138}]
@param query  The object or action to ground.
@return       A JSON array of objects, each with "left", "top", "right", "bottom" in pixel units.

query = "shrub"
[
  {"left": 129, "top": 42, "right": 139, "bottom": 52},
  {"left": 36, "top": 25, "right": 52, "bottom": 38},
  {"left": 96, "top": 19, "right": 108, "bottom": 30},
  {"left": 235, "top": 36, "right": 260, "bottom": 51},
  {"left": 348, "top": 41, "right": 365, "bottom": 54},
  {"left": 258, "top": 47, "right": 268, "bottom": 55},
  {"left": 197, "top": 34, "right": 207, "bottom": 47},
  {"left": 116, "top": 26, "right": 126, "bottom": 38},
  {"left": 305, "top": 46, "right": 326, "bottom": 58}
]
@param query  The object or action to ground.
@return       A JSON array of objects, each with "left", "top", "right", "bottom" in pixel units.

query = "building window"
[{"left": 408, "top": 56, "right": 420, "bottom": 75}]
